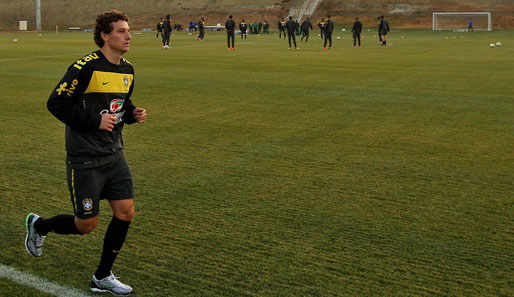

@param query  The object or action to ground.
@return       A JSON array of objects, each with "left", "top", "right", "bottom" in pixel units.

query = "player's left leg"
[
  {"left": 91, "top": 199, "right": 133, "bottom": 295},
  {"left": 91, "top": 155, "right": 134, "bottom": 295}
]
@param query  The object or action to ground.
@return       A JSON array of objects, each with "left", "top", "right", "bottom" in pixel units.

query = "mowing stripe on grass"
[{"left": 0, "top": 264, "right": 93, "bottom": 297}]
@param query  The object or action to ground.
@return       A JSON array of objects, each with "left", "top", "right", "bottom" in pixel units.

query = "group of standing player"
[
  {"left": 228, "top": 14, "right": 390, "bottom": 50},
  {"left": 157, "top": 14, "right": 391, "bottom": 50},
  {"left": 238, "top": 19, "right": 270, "bottom": 39}
]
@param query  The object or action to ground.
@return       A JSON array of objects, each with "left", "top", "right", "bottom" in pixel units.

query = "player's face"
[{"left": 105, "top": 20, "right": 131, "bottom": 53}]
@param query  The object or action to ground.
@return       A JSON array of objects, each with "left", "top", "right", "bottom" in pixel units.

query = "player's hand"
[
  {"left": 99, "top": 113, "right": 116, "bottom": 132},
  {"left": 133, "top": 108, "right": 147, "bottom": 123}
]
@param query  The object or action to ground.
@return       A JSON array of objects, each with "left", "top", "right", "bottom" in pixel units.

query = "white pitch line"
[{"left": 0, "top": 264, "right": 94, "bottom": 297}]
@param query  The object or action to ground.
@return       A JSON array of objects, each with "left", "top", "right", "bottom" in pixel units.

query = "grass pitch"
[{"left": 0, "top": 29, "right": 513, "bottom": 296}]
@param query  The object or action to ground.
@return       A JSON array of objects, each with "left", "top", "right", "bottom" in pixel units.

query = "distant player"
[
  {"left": 225, "top": 15, "right": 236, "bottom": 50},
  {"left": 351, "top": 17, "right": 362, "bottom": 48},
  {"left": 301, "top": 17, "right": 313, "bottom": 42},
  {"left": 286, "top": 16, "right": 299, "bottom": 49},
  {"left": 263, "top": 21, "right": 269, "bottom": 34},
  {"left": 197, "top": 16, "right": 205, "bottom": 41},
  {"left": 25, "top": 10, "right": 147, "bottom": 296},
  {"left": 323, "top": 15, "right": 334, "bottom": 49},
  {"left": 278, "top": 18, "right": 286, "bottom": 39},
  {"left": 380, "top": 15, "right": 390, "bottom": 46},
  {"left": 468, "top": 18, "right": 474, "bottom": 31},
  {"left": 156, "top": 17, "right": 163, "bottom": 41},
  {"left": 239, "top": 19, "right": 248, "bottom": 39},
  {"left": 295, "top": 19, "right": 301, "bottom": 36},
  {"left": 318, "top": 18, "right": 326, "bottom": 40},
  {"left": 162, "top": 14, "right": 172, "bottom": 48},
  {"left": 377, "top": 16, "right": 382, "bottom": 43}
]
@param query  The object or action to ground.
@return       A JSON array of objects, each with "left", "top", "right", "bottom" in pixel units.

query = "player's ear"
[{"left": 101, "top": 31, "right": 109, "bottom": 43}]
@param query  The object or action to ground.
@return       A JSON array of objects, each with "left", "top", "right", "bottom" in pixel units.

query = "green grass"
[{"left": 1, "top": 29, "right": 513, "bottom": 296}]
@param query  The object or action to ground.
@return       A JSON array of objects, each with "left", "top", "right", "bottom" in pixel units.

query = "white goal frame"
[{"left": 433, "top": 12, "right": 492, "bottom": 31}]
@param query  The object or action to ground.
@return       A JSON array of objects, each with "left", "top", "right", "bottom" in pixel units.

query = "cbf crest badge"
[
  {"left": 83, "top": 198, "right": 93, "bottom": 211},
  {"left": 123, "top": 75, "right": 129, "bottom": 88}
]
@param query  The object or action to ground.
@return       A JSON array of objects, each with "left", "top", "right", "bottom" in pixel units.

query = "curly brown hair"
[{"left": 94, "top": 10, "right": 129, "bottom": 48}]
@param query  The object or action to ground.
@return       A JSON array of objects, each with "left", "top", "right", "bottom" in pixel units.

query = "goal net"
[{"left": 433, "top": 12, "right": 491, "bottom": 31}]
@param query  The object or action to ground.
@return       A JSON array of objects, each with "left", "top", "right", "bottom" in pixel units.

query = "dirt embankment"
[{"left": 1, "top": 0, "right": 513, "bottom": 30}]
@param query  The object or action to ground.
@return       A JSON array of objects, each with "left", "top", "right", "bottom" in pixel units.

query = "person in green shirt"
[{"left": 263, "top": 21, "right": 269, "bottom": 34}]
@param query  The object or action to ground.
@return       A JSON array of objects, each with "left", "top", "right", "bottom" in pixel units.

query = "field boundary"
[{"left": 0, "top": 264, "right": 94, "bottom": 297}]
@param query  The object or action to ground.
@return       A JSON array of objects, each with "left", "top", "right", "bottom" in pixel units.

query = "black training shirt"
[{"left": 47, "top": 50, "right": 137, "bottom": 166}]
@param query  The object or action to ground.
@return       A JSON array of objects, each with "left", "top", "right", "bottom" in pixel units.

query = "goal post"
[{"left": 433, "top": 12, "right": 492, "bottom": 31}]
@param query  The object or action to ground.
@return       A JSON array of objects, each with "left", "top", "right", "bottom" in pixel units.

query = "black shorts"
[
  {"left": 381, "top": 30, "right": 388, "bottom": 36},
  {"left": 67, "top": 154, "right": 134, "bottom": 219}
]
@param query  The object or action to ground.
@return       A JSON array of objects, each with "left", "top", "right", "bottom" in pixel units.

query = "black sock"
[
  {"left": 34, "top": 214, "right": 80, "bottom": 236},
  {"left": 95, "top": 216, "right": 131, "bottom": 280}
]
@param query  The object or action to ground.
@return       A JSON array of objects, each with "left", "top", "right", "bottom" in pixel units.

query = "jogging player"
[
  {"left": 225, "top": 15, "right": 236, "bottom": 49},
  {"left": 25, "top": 10, "right": 147, "bottom": 296},
  {"left": 300, "top": 17, "right": 313, "bottom": 42},
  {"left": 351, "top": 17, "right": 362, "bottom": 48},
  {"left": 323, "top": 15, "right": 334, "bottom": 49}
]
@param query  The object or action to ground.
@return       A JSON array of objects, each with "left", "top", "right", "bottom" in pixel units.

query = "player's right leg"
[
  {"left": 25, "top": 163, "right": 105, "bottom": 256},
  {"left": 25, "top": 213, "right": 46, "bottom": 257},
  {"left": 25, "top": 212, "right": 86, "bottom": 256}
]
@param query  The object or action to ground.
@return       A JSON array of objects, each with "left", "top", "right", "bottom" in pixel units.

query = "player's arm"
[
  {"left": 47, "top": 65, "right": 101, "bottom": 132},
  {"left": 122, "top": 78, "right": 146, "bottom": 124},
  {"left": 122, "top": 79, "right": 137, "bottom": 124}
]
